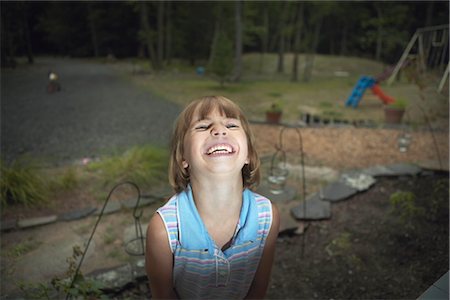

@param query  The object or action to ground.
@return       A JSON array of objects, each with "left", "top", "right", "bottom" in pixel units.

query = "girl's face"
[{"left": 182, "top": 107, "right": 249, "bottom": 181}]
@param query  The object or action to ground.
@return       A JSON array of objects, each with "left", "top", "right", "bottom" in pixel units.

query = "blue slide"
[{"left": 345, "top": 76, "right": 376, "bottom": 108}]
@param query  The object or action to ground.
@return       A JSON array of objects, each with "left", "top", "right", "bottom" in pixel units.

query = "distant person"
[
  {"left": 145, "top": 95, "right": 280, "bottom": 299},
  {"left": 47, "top": 71, "right": 61, "bottom": 93}
]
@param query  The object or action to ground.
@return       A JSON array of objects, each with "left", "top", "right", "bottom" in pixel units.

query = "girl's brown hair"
[{"left": 168, "top": 96, "right": 260, "bottom": 193}]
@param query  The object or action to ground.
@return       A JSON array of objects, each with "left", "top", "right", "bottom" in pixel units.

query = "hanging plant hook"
[{"left": 66, "top": 181, "right": 141, "bottom": 299}]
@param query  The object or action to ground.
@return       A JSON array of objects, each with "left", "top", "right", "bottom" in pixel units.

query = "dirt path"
[{"left": 1, "top": 57, "right": 180, "bottom": 165}]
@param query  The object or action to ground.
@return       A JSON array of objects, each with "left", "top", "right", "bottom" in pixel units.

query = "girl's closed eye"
[
  {"left": 226, "top": 123, "right": 239, "bottom": 129},
  {"left": 195, "top": 123, "right": 211, "bottom": 130}
]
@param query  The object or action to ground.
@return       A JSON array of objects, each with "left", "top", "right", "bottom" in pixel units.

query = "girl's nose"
[{"left": 211, "top": 124, "right": 227, "bottom": 136}]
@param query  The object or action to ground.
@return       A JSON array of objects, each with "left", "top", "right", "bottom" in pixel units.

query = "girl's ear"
[
  {"left": 182, "top": 160, "right": 189, "bottom": 169},
  {"left": 245, "top": 157, "right": 249, "bottom": 164}
]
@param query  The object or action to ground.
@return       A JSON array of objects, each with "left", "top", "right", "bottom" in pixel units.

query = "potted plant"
[
  {"left": 384, "top": 99, "right": 407, "bottom": 124},
  {"left": 266, "top": 102, "right": 283, "bottom": 124}
]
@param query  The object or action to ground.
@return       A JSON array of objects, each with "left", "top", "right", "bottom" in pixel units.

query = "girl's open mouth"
[{"left": 205, "top": 144, "right": 235, "bottom": 156}]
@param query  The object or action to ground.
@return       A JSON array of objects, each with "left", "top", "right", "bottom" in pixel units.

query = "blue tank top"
[{"left": 156, "top": 186, "right": 273, "bottom": 299}]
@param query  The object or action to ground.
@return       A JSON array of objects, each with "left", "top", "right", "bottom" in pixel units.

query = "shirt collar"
[{"left": 177, "top": 185, "right": 258, "bottom": 252}]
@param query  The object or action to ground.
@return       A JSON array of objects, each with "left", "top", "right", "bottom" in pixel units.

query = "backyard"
[{"left": 1, "top": 54, "right": 448, "bottom": 299}]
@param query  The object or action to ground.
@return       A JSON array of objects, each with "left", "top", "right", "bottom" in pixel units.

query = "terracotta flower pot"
[
  {"left": 266, "top": 111, "right": 282, "bottom": 124},
  {"left": 384, "top": 107, "right": 405, "bottom": 124}
]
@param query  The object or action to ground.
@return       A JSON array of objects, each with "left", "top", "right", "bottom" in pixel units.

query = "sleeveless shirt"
[{"left": 156, "top": 186, "right": 273, "bottom": 299}]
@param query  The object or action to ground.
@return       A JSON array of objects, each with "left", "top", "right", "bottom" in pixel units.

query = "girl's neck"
[{"left": 190, "top": 176, "right": 243, "bottom": 217}]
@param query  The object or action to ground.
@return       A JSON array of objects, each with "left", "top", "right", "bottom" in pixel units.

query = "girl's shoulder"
[{"left": 251, "top": 191, "right": 273, "bottom": 211}]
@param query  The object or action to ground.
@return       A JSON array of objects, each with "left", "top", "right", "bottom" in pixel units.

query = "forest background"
[{"left": 2, "top": 1, "right": 449, "bottom": 81}]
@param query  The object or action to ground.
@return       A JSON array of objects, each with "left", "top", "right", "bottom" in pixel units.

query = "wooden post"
[{"left": 387, "top": 32, "right": 418, "bottom": 85}]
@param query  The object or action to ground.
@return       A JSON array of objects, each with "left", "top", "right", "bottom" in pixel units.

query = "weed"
[
  {"left": 0, "top": 159, "right": 49, "bottom": 207},
  {"left": 7, "top": 239, "right": 42, "bottom": 258},
  {"left": 19, "top": 245, "right": 107, "bottom": 299},
  {"left": 48, "top": 167, "right": 80, "bottom": 193},
  {"left": 87, "top": 145, "right": 168, "bottom": 190},
  {"left": 427, "top": 179, "right": 449, "bottom": 222},
  {"left": 389, "top": 190, "right": 424, "bottom": 229},
  {"left": 103, "top": 225, "right": 117, "bottom": 245},
  {"left": 325, "top": 232, "right": 352, "bottom": 257}
]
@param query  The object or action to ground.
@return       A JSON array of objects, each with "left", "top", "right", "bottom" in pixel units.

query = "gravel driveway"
[{"left": 1, "top": 57, "right": 181, "bottom": 165}]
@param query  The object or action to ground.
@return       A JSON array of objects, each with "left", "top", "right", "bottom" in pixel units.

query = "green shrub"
[
  {"left": 0, "top": 159, "right": 49, "bottom": 207},
  {"left": 48, "top": 167, "right": 80, "bottom": 193},
  {"left": 389, "top": 190, "right": 424, "bottom": 229},
  {"left": 87, "top": 145, "right": 169, "bottom": 189},
  {"left": 387, "top": 98, "right": 407, "bottom": 110}
]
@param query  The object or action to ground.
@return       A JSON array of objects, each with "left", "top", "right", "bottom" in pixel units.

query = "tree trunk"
[
  {"left": 291, "top": 2, "right": 304, "bottom": 82},
  {"left": 87, "top": 3, "right": 99, "bottom": 58},
  {"left": 157, "top": 1, "right": 164, "bottom": 68},
  {"left": 22, "top": 3, "right": 34, "bottom": 64},
  {"left": 277, "top": 2, "right": 289, "bottom": 73},
  {"left": 258, "top": 3, "right": 269, "bottom": 73},
  {"left": 232, "top": 0, "right": 243, "bottom": 82},
  {"left": 375, "top": 4, "right": 383, "bottom": 61},
  {"left": 165, "top": 1, "right": 172, "bottom": 65},
  {"left": 425, "top": 1, "right": 434, "bottom": 27},
  {"left": 139, "top": 2, "right": 158, "bottom": 70},
  {"left": 339, "top": 24, "right": 348, "bottom": 56},
  {"left": 303, "top": 15, "right": 322, "bottom": 82}
]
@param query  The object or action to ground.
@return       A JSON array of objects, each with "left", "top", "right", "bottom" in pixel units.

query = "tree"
[
  {"left": 137, "top": 2, "right": 159, "bottom": 70},
  {"left": 291, "top": 2, "right": 304, "bottom": 82},
  {"left": 209, "top": 26, "right": 234, "bottom": 87},
  {"left": 157, "top": 1, "right": 164, "bottom": 67},
  {"left": 87, "top": 3, "right": 99, "bottom": 57},
  {"left": 231, "top": 0, "right": 243, "bottom": 82},
  {"left": 276, "top": 2, "right": 290, "bottom": 73}
]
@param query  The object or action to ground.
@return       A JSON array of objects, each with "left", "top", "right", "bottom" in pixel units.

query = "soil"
[{"left": 267, "top": 174, "right": 449, "bottom": 299}]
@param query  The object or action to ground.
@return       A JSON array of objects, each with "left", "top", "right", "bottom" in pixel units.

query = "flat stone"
[
  {"left": 321, "top": 181, "right": 358, "bottom": 202},
  {"left": 417, "top": 160, "right": 449, "bottom": 172},
  {"left": 386, "top": 163, "right": 422, "bottom": 176},
  {"left": 291, "top": 193, "right": 331, "bottom": 220},
  {"left": 130, "top": 258, "right": 146, "bottom": 278},
  {"left": 59, "top": 206, "right": 97, "bottom": 221},
  {"left": 285, "top": 163, "right": 339, "bottom": 182},
  {"left": 123, "top": 224, "right": 147, "bottom": 256},
  {"left": 256, "top": 185, "right": 296, "bottom": 202},
  {"left": 276, "top": 201, "right": 303, "bottom": 233},
  {"left": 94, "top": 200, "right": 121, "bottom": 215},
  {"left": 341, "top": 172, "right": 377, "bottom": 191},
  {"left": 18, "top": 215, "right": 58, "bottom": 229},
  {"left": 1, "top": 219, "right": 17, "bottom": 231},
  {"left": 121, "top": 197, "right": 156, "bottom": 209},
  {"left": 361, "top": 165, "right": 396, "bottom": 177},
  {"left": 87, "top": 264, "right": 133, "bottom": 292},
  {"left": 434, "top": 272, "right": 449, "bottom": 293}
]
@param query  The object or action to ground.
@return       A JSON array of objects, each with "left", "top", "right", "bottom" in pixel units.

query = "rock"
[
  {"left": 88, "top": 264, "right": 133, "bottom": 292},
  {"left": 18, "top": 215, "right": 58, "bottom": 229},
  {"left": 285, "top": 163, "right": 339, "bottom": 182},
  {"left": 256, "top": 185, "right": 296, "bottom": 202},
  {"left": 341, "top": 172, "right": 377, "bottom": 191},
  {"left": 94, "top": 201, "right": 121, "bottom": 215},
  {"left": 59, "top": 207, "right": 97, "bottom": 221},
  {"left": 320, "top": 181, "right": 358, "bottom": 202},
  {"left": 385, "top": 163, "right": 422, "bottom": 176},
  {"left": 121, "top": 197, "right": 156, "bottom": 209},
  {"left": 361, "top": 165, "right": 397, "bottom": 177},
  {"left": 123, "top": 224, "right": 147, "bottom": 256},
  {"left": 291, "top": 193, "right": 331, "bottom": 220},
  {"left": 1, "top": 219, "right": 17, "bottom": 231}
]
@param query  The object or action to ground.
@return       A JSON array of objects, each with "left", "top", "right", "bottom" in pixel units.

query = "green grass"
[
  {"left": 127, "top": 52, "right": 447, "bottom": 125},
  {"left": 7, "top": 238, "right": 42, "bottom": 258},
  {"left": 87, "top": 145, "right": 169, "bottom": 190},
  {"left": 0, "top": 159, "right": 49, "bottom": 207},
  {"left": 1, "top": 145, "right": 169, "bottom": 208}
]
